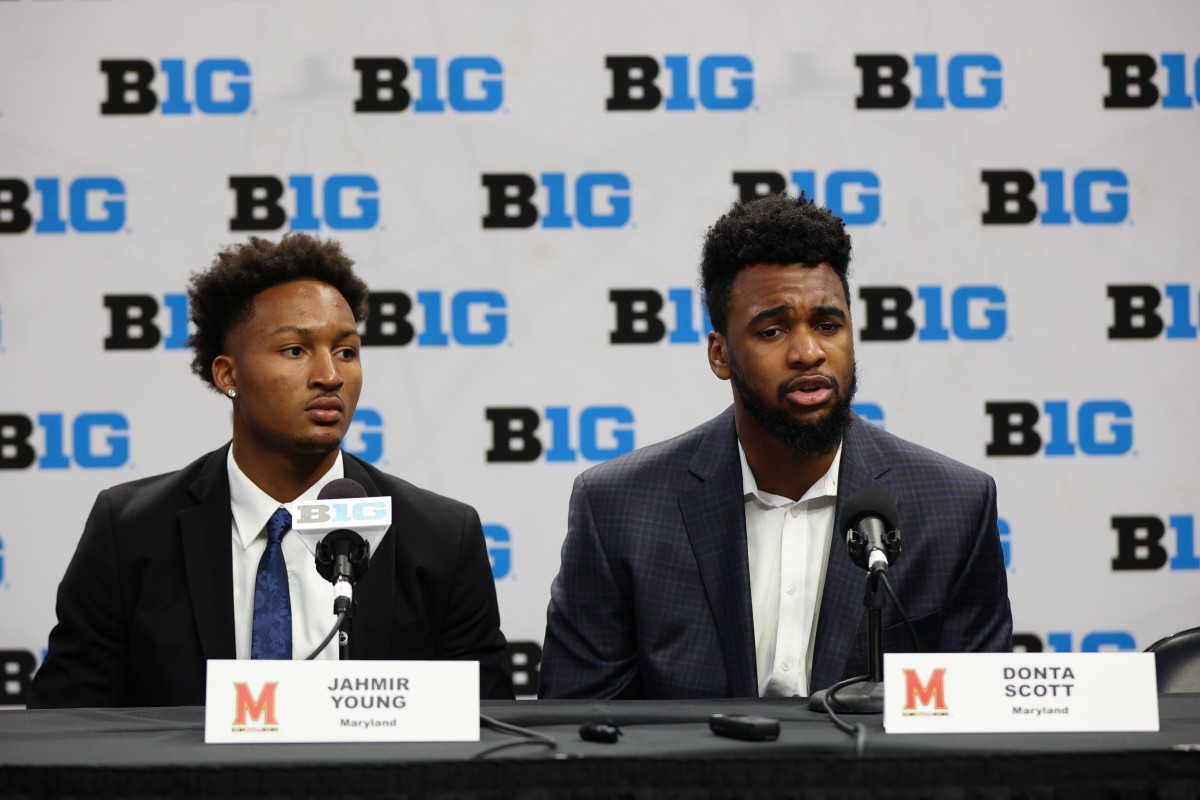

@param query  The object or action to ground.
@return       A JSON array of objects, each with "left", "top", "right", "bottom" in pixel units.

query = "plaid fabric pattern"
[{"left": 540, "top": 407, "right": 1012, "bottom": 699}]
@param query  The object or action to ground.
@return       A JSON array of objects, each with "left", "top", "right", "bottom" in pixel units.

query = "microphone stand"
[
  {"left": 339, "top": 598, "right": 355, "bottom": 660},
  {"left": 316, "top": 530, "right": 370, "bottom": 662},
  {"left": 807, "top": 569, "right": 887, "bottom": 713}
]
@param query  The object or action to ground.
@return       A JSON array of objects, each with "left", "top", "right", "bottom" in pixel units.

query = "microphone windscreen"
[
  {"left": 318, "top": 478, "right": 368, "bottom": 500},
  {"left": 842, "top": 487, "right": 900, "bottom": 531}
]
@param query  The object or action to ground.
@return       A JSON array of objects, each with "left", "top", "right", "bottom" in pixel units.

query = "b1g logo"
[
  {"left": 1012, "top": 631, "right": 1136, "bottom": 653},
  {"left": 1107, "top": 285, "right": 1198, "bottom": 340},
  {"left": 605, "top": 55, "right": 754, "bottom": 111},
  {"left": 361, "top": 290, "right": 507, "bottom": 347},
  {"left": 0, "top": 650, "right": 37, "bottom": 706},
  {"left": 104, "top": 294, "right": 189, "bottom": 350},
  {"left": 732, "top": 171, "right": 880, "bottom": 225},
  {"left": 853, "top": 403, "right": 885, "bottom": 428},
  {"left": 353, "top": 56, "right": 504, "bottom": 113},
  {"left": 984, "top": 401, "right": 1133, "bottom": 457},
  {"left": 855, "top": 53, "right": 1003, "bottom": 109},
  {"left": 506, "top": 641, "right": 542, "bottom": 697},
  {"left": 100, "top": 59, "right": 251, "bottom": 115},
  {"left": 229, "top": 175, "right": 379, "bottom": 231},
  {"left": 484, "top": 524, "right": 511, "bottom": 579},
  {"left": 609, "top": 288, "right": 710, "bottom": 345},
  {"left": 1103, "top": 54, "right": 1199, "bottom": 109},
  {"left": 485, "top": 406, "right": 634, "bottom": 463},
  {"left": 858, "top": 286, "right": 1006, "bottom": 341},
  {"left": 343, "top": 409, "right": 383, "bottom": 465},
  {"left": 0, "top": 177, "right": 126, "bottom": 234},
  {"left": 0, "top": 412, "right": 131, "bottom": 469},
  {"left": 980, "top": 169, "right": 1128, "bottom": 225},
  {"left": 1111, "top": 515, "right": 1199, "bottom": 571},
  {"left": 481, "top": 173, "right": 630, "bottom": 229}
]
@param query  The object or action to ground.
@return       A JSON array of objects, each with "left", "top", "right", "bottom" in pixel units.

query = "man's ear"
[
  {"left": 708, "top": 332, "right": 731, "bottom": 381},
  {"left": 211, "top": 355, "right": 236, "bottom": 395}
]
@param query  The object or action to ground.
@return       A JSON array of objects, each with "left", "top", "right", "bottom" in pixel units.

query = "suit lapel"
[
  {"left": 810, "top": 418, "right": 891, "bottom": 691},
  {"left": 180, "top": 446, "right": 237, "bottom": 660},
  {"left": 679, "top": 411, "right": 758, "bottom": 697},
  {"left": 343, "top": 456, "right": 395, "bottom": 659}
]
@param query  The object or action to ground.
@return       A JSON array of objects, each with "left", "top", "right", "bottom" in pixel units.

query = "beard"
[
  {"left": 294, "top": 436, "right": 342, "bottom": 453},
  {"left": 730, "top": 353, "right": 858, "bottom": 460}
]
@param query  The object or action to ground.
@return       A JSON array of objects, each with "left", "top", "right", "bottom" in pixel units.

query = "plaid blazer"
[{"left": 539, "top": 407, "right": 1011, "bottom": 699}]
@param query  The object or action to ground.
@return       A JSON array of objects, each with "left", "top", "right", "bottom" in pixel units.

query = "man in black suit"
[
  {"left": 29, "top": 233, "right": 513, "bottom": 707},
  {"left": 540, "top": 194, "right": 1011, "bottom": 700}
]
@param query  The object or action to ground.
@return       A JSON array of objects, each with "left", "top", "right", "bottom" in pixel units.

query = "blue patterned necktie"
[{"left": 251, "top": 507, "right": 293, "bottom": 660}]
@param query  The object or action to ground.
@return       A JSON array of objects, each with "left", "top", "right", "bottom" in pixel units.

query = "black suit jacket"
[
  {"left": 28, "top": 446, "right": 513, "bottom": 707},
  {"left": 539, "top": 408, "right": 1012, "bottom": 699}
]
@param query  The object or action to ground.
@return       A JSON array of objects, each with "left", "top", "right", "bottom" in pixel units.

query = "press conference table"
[{"left": 3, "top": 696, "right": 1200, "bottom": 799}]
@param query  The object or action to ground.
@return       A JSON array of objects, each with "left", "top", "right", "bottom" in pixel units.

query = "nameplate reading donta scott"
[
  {"left": 205, "top": 659, "right": 479, "bottom": 743},
  {"left": 883, "top": 652, "right": 1158, "bottom": 734}
]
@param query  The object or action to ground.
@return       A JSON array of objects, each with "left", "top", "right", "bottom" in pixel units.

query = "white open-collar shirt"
[{"left": 739, "top": 442, "right": 843, "bottom": 697}]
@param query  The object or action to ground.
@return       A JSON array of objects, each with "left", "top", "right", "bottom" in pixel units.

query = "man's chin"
[{"left": 293, "top": 433, "right": 344, "bottom": 454}]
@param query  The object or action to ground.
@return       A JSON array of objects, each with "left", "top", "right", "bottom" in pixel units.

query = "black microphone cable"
[
  {"left": 820, "top": 674, "right": 869, "bottom": 755},
  {"left": 817, "top": 573, "right": 920, "bottom": 755},
  {"left": 877, "top": 571, "right": 920, "bottom": 652},
  {"left": 473, "top": 714, "right": 558, "bottom": 758},
  {"left": 305, "top": 611, "right": 347, "bottom": 660}
]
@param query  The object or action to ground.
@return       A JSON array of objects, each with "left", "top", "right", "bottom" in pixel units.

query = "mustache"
[{"left": 776, "top": 373, "right": 841, "bottom": 401}]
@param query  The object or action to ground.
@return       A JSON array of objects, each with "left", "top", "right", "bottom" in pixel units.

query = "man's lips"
[
  {"left": 783, "top": 375, "right": 834, "bottom": 407},
  {"left": 305, "top": 396, "right": 345, "bottom": 423}
]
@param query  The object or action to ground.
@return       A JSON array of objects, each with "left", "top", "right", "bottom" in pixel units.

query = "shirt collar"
[
  {"left": 738, "top": 439, "right": 843, "bottom": 509},
  {"left": 228, "top": 448, "right": 345, "bottom": 550}
]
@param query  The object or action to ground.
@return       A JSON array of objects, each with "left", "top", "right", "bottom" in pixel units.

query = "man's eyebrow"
[
  {"left": 811, "top": 305, "right": 848, "bottom": 320},
  {"left": 748, "top": 304, "right": 791, "bottom": 327},
  {"left": 747, "top": 304, "right": 847, "bottom": 326},
  {"left": 267, "top": 326, "right": 361, "bottom": 339}
]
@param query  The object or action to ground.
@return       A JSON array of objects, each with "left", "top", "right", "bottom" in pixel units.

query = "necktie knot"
[{"left": 266, "top": 507, "right": 291, "bottom": 545}]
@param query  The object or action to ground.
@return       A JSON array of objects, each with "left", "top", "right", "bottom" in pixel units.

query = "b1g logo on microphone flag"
[
  {"left": 232, "top": 682, "right": 280, "bottom": 732},
  {"left": 903, "top": 668, "right": 949, "bottom": 715},
  {"left": 291, "top": 497, "right": 392, "bottom": 533},
  {"left": 290, "top": 495, "right": 392, "bottom": 562}
]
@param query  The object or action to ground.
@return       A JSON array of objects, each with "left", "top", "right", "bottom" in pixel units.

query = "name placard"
[
  {"left": 882, "top": 652, "right": 1159, "bottom": 734},
  {"left": 204, "top": 659, "right": 479, "bottom": 743}
]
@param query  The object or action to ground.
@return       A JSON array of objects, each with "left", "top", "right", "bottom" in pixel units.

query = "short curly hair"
[
  {"left": 187, "top": 233, "right": 370, "bottom": 390},
  {"left": 700, "top": 193, "right": 852, "bottom": 336}
]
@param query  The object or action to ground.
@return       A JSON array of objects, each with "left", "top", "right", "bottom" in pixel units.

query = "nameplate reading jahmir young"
[
  {"left": 204, "top": 659, "right": 480, "bottom": 743},
  {"left": 882, "top": 652, "right": 1158, "bottom": 734}
]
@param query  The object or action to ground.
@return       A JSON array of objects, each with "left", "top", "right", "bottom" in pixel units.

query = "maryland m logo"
[
  {"left": 903, "top": 668, "right": 947, "bottom": 713},
  {"left": 233, "top": 682, "right": 279, "bottom": 728}
]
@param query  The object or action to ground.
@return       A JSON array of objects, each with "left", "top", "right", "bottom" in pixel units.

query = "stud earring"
[{"left": 227, "top": 388, "right": 238, "bottom": 398}]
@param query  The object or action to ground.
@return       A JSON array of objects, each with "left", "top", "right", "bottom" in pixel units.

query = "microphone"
[
  {"left": 289, "top": 479, "right": 393, "bottom": 615},
  {"left": 807, "top": 487, "right": 904, "bottom": 714},
  {"left": 843, "top": 488, "right": 901, "bottom": 575}
]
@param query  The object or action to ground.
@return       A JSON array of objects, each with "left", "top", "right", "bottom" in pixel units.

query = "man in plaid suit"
[{"left": 539, "top": 194, "right": 1012, "bottom": 699}]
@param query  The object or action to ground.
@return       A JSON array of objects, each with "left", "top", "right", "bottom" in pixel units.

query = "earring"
[{"left": 227, "top": 388, "right": 238, "bottom": 398}]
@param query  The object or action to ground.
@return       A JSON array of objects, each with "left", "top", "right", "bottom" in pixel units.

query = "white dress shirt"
[
  {"left": 740, "top": 442, "right": 842, "bottom": 697},
  {"left": 228, "top": 449, "right": 344, "bottom": 661}
]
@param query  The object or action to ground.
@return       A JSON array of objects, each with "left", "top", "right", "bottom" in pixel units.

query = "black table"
[{"left": 3, "top": 696, "right": 1200, "bottom": 798}]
